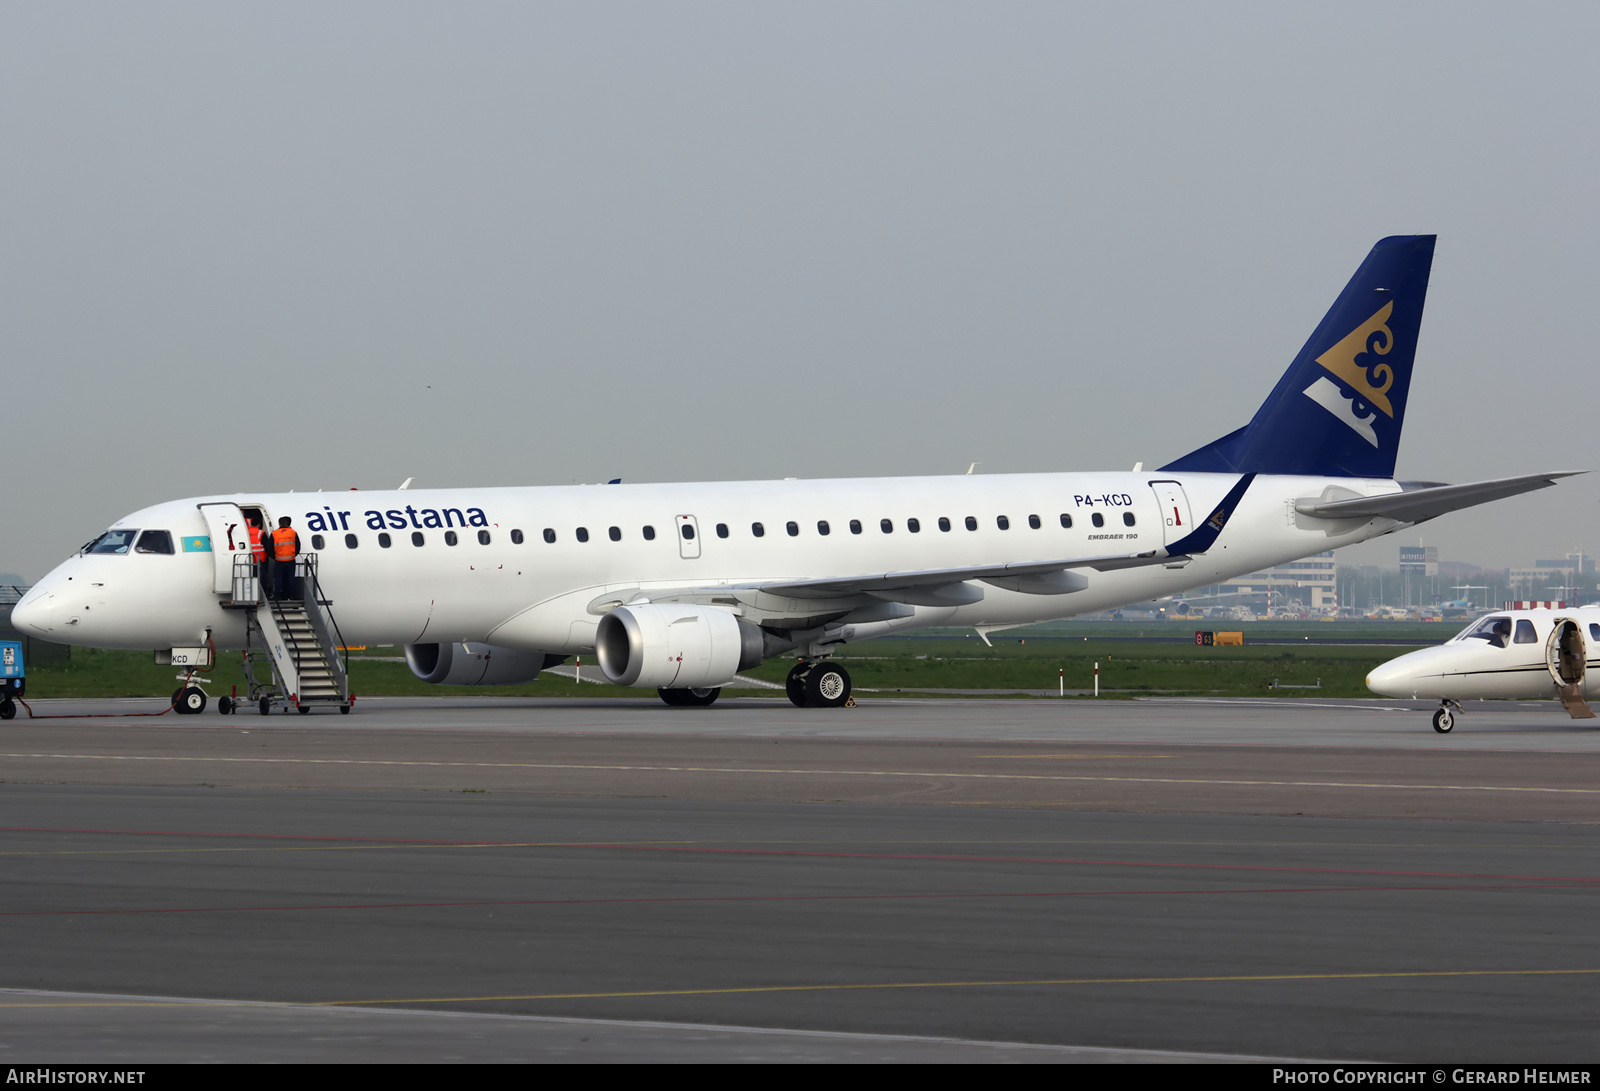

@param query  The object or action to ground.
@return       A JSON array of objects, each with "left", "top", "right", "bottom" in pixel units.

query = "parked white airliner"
[
  {"left": 1367, "top": 607, "right": 1599, "bottom": 732},
  {"left": 10, "top": 236, "right": 1579, "bottom": 711}
]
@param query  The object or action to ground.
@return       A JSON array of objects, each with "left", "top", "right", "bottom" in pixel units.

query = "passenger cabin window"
[
  {"left": 576, "top": 527, "right": 590, "bottom": 543},
  {"left": 1590, "top": 623, "right": 1600, "bottom": 642},
  {"left": 511, "top": 529, "right": 524, "bottom": 544},
  {"left": 411, "top": 531, "right": 425, "bottom": 547},
  {"left": 543, "top": 528, "right": 556, "bottom": 543},
  {"left": 311, "top": 534, "right": 326, "bottom": 550},
  {"left": 345, "top": 533, "right": 359, "bottom": 549},
  {"left": 1123, "top": 512, "right": 1136, "bottom": 527},
  {"left": 715, "top": 524, "right": 728, "bottom": 539},
  {"left": 642, "top": 526, "right": 655, "bottom": 541},
  {"left": 135, "top": 530, "right": 173, "bottom": 555},
  {"left": 1091, "top": 513, "right": 1105, "bottom": 528},
  {"left": 786, "top": 521, "right": 799, "bottom": 537},
  {"left": 996, "top": 516, "right": 1010, "bottom": 531},
  {"left": 907, "top": 518, "right": 920, "bottom": 533},
  {"left": 938, "top": 517, "right": 951, "bottom": 532},
  {"left": 444, "top": 531, "right": 458, "bottom": 546},
  {"left": 1060, "top": 513, "right": 1073, "bottom": 528},
  {"left": 85, "top": 530, "right": 138, "bottom": 555},
  {"left": 817, "top": 520, "right": 830, "bottom": 536},
  {"left": 609, "top": 526, "right": 621, "bottom": 542},
  {"left": 478, "top": 530, "right": 491, "bottom": 545},
  {"left": 880, "top": 519, "right": 893, "bottom": 534},
  {"left": 752, "top": 522, "right": 765, "bottom": 537},
  {"left": 1028, "top": 514, "right": 1041, "bottom": 530},
  {"left": 378, "top": 533, "right": 392, "bottom": 548},
  {"left": 680, "top": 524, "right": 695, "bottom": 540},
  {"left": 964, "top": 516, "right": 977, "bottom": 531},
  {"left": 1514, "top": 619, "right": 1538, "bottom": 644},
  {"left": 849, "top": 520, "right": 862, "bottom": 535}
]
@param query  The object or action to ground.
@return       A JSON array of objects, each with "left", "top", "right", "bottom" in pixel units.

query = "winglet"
[{"left": 1164, "top": 473, "right": 1255, "bottom": 556}]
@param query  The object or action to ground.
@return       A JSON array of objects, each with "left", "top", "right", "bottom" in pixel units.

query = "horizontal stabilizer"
[{"left": 1294, "top": 471, "right": 1582, "bottom": 524}]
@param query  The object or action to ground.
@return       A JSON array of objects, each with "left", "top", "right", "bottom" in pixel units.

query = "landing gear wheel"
[
  {"left": 1432, "top": 706, "right": 1455, "bottom": 734},
  {"left": 177, "top": 687, "right": 207, "bottom": 715},
  {"left": 786, "top": 663, "right": 809, "bottom": 708},
  {"left": 0, "top": 697, "right": 15, "bottom": 721},
  {"left": 658, "top": 687, "right": 722, "bottom": 707},
  {"left": 804, "top": 663, "right": 851, "bottom": 709},
  {"left": 258, "top": 697, "right": 273, "bottom": 716}
]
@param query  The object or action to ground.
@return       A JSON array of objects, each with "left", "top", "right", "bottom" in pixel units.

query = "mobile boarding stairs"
[{"left": 217, "top": 554, "right": 353, "bottom": 716}]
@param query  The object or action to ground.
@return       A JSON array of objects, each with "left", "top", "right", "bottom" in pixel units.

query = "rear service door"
[
  {"left": 1147, "top": 481, "right": 1194, "bottom": 548},
  {"left": 196, "top": 503, "right": 250, "bottom": 594}
]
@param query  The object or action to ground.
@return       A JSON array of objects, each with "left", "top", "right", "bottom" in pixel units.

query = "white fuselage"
[
  {"left": 1366, "top": 607, "right": 1600, "bottom": 701},
  {"left": 15, "top": 470, "right": 1407, "bottom": 664}
]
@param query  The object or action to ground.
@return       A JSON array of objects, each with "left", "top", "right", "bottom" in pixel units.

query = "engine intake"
[
  {"left": 405, "top": 642, "right": 548, "bottom": 686},
  {"left": 595, "top": 605, "right": 764, "bottom": 688}
]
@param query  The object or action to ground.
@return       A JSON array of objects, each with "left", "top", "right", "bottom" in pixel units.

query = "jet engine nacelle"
[
  {"left": 405, "top": 642, "right": 548, "bottom": 686},
  {"left": 595, "top": 604, "right": 764, "bottom": 688}
]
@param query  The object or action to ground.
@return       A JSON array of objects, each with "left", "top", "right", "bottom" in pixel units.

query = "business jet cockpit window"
[
  {"left": 1513, "top": 619, "right": 1538, "bottom": 644},
  {"left": 134, "top": 531, "right": 174, "bottom": 555},
  {"left": 1460, "top": 615, "right": 1513, "bottom": 647},
  {"left": 83, "top": 530, "right": 138, "bottom": 555}
]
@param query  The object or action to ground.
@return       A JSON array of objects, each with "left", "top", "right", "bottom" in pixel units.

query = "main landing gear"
[
  {"left": 786, "top": 660, "right": 852, "bottom": 709},
  {"left": 658, "top": 687, "right": 722, "bottom": 707},
  {"left": 1431, "top": 699, "right": 1463, "bottom": 734}
]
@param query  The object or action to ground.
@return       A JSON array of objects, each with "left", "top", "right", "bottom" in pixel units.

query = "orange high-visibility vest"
[
  {"left": 272, "top": 527, "right": 297, "bottom": 561},
  {"left": 248, "top": 525, "right": 267, "bottom": 563}
]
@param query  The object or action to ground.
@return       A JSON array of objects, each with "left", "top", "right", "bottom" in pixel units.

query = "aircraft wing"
[
  {"left": 1294, "top": 471, "right": 1582, "bottom": 524},
  {"left": 758, "top": 549, "right": 1185, "bottom": 600}
]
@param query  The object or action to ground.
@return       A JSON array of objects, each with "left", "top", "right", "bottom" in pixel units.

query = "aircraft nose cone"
[
  {"left": 10, "top": 583, "right": 61, "bottom": 637},
  {"left": 1366, "top": 647, "right": 1449, "bottom": 698},
  {"left": 10, "top": 591, "right": 47, "bottom": 636},
  {"left": 1365, "top": 659, "right": 1409, "bottom": 696}
]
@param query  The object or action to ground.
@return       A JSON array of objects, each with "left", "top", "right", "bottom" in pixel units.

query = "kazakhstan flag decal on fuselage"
[
  {"left": 1301, "top": 301, "right": 1395, "bottom": 448},
  {"left": 181, "top": 536, "right": 212, "bottom": 553}
]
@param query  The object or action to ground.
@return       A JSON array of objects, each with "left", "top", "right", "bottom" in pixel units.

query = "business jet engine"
[
  {"left": 595, "top": 604, "right": 766, "bottom": 689},
  {"left": 405, "top": 642, "right": 548, "bottom": 686}
]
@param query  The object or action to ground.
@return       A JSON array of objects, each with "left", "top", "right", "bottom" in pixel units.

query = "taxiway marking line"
[
  {"left": 317, "top": 967, "right": 1600, "bottom": 1007},
  {"left": 2, "top": 882, "right": 1568, "bottom": 919},
  {"left": 4, "top": 828, "right": 1599, "bottom": 884},
  {"left": 1, "top": 752, "right": 1596, "bottom": 794},
  {"left": 0, "top": 968, "right": 1593, "bottom": 1011}
]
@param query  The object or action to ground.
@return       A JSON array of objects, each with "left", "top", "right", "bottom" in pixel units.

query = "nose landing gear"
[{"left": 1431, "top": 699, "right": 1463, "bottom": 734}]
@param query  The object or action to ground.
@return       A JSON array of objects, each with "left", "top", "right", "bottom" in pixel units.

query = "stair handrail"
[{"left": 296, "top": 553, "right": 350, "bottom": 699}]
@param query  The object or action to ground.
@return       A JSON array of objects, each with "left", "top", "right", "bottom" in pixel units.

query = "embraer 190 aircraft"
[{"left": 11, "top": 236, "right": 1578, "bottom": 712}]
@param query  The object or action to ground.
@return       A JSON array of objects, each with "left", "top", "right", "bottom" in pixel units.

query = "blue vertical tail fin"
[{"left": 1161, "top": 235, "right": 1436, "bottom": 478}]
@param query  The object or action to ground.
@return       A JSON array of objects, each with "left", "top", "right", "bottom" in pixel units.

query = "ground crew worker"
[
  {"left": 271, "top": 516, "right": 300, "bottom": 602},
  {"left": 247, "top": 515, "right": 269, "bottom": 600}
]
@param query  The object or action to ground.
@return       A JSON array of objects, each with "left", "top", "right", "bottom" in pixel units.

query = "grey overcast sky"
[{"left": 2, "top": 2, "right": 1595, "bottom": 582}]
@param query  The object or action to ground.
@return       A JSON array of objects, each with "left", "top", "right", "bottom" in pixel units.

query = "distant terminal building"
[
  {"left": 1399, "top": 545, "right": 1438, "bottom": 576},
  {"left": 1203, "top": 551, "right": 1336, "bottom": 611}
]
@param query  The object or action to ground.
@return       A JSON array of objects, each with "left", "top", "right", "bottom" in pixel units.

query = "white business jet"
[
  {"left": 10, "top": 236, "right": 1579, "bottom": 714},
  {"left": 1366, "top": 607, "right": 1599, "bottom": 732}
]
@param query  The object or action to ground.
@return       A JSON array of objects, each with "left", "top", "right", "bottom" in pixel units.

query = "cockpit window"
[
  {"left": 135, "top": 530, "right": 174, "bottom": 555},
  {"left": 1513, "top": 619, "right": 1538, "bottom": 644},
  {"left": 83, "top": 530, "right": 138, "bottom": 555},
  {"left": 1461, "top": 615, "right": 1512, "bottom": 648}
]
